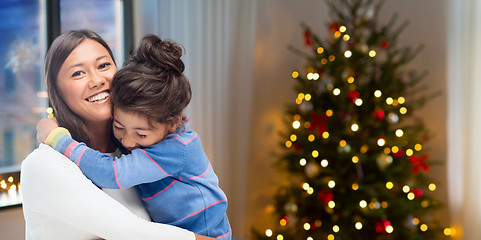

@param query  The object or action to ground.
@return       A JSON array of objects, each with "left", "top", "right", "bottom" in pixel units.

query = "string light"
[
  {"left": 305, "top": 94, "right": 312, "bottom": 101},
  {"left": 277, "top": 234, "right": 284, "bottom": 240},
  {"left": 369, "top": 50, "right": 377, "bottom": 57},
  {"left": 320, "top": 159, "right": 329, "bottom": 167},
  {"left": 290, "top": 134, "right": 297, "bottom": 142},
  {"left": 343, "top": 34, "right": 350, "bottom": 41},
  {"left": 359, "top": 200, "right": 367, "bottom": 208},
  {"left": 339, "top": 26, "right": 347, "bottom": 32},
  {"left": 377, "top": 138, "right": 385, "bottom": 146},
  {"left": 347, "top": 76, "right": 355, "bottom": 83},
  {"left": 333, "top": 225, "right": 340, "bottom": 232},
  {"left": 308, "top": 134, "right": 315, "bottom": 142},
  {"left": 312, "top": 150, "right": 319, "bottom": 158},
  {"left": 333, "top": 88, "right": 341, "bottom": 95},
  {"left": 420, "top": 224, "right": 428, "bottom": 232},
  {"left": 406, "top": 149, "right": 414, "bottom": 156},
  {"left": 351, "top": 123, "right": 359, "bottom": 132},
  {"left": 328, "top": 180, "right": 336, "bottom": 188},
  {"left": 352, "top": 156, "right": 359, "bottom": 163},
  {"left": 400, "top": 107, "right": 408, "bottom": 114},
  {"left": 386, "top": 182, "right": 394, "bottom": 189},
  {"left": 403, "top": 185, "right": 411, "bottom": 193},
  {"left": 398, "top": 96, "right": 405, "bottom": 104},
  {"left": 386, "top": 97, "right": 393, "bottom": 105},
  {"left": 322, "top": 132, "right": 330, "bottom": 139},
  {"left": 352, "top": 183, "right": 359, "bottom": 190},
  {"left": 292, "top": 71, "right": 299, "bottom": 78},
  {"left": 329, "top": 55, "right": 336, "bottom": 61},
  {"left": 395, "top": 129, "right": 404, "bottom": 137},
  {"left": 266, "top": 229, "right": 273, "bottom": 237},
  {"left": 317, "top": 47, "right": 324, "bottom": 54},
  {"left": 414, "top": 144, "right": 422, "bottom": 151},
  {"left": 374, "top": 90, "right": 382, "bottom": 97},
  {"left": 344, "top": 50, "right": 352, "bottom": 58},
  {"left": 355, "top": 222, "right": 363, "bottom": 230},
  {"left": 299, "top": 158, "right": 307, "bottom": 166},
  {"left": 304, "top": 223, "right": 311, "bottom": 230},
  {"left": 429, "top": 183, "right": 437, "bottom": 191},
  {"left": 328, "top": 201, "right": 335, "bottom": 208},
  {"left": 285, "top": 141, "right": 292, "bottom": 148},
  {"left": 355, "top": 98, "right": 363, "bottom": 106},
  {"left": 293, "top": 121, "right": 301, "bottom": 129}
]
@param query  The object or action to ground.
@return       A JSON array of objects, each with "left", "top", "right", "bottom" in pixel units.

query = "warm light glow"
[
  {"left": 384, "top": 147, "right": 391, "bottom": 154},
  {"left": 307, "top": 237, "right": 313, "bottom": 240},
  {"left": 352, "top": 183, "right": 359, "bottom": 190},
  {"left": 339, "top": 140, "right": 347, "bottom": 147},
  {"left": 328, "top": 180, "right": 336, "bottom": 188},
  {"left": 395, "top": 129, "right": 404, "bottom": 137},
  {"left": 321, "top": 159, "right": 328, "bottom": 167},
  {"left": 333, "top": 225, "right": 340, "bottom": 232},
  {"left": 355, "top": 222, "right": 363, "bottom": 230},
  {"left": 429, "top": 183, "right": 437, "bottom": 191},
  {"left": 386, "top": 97, "right": 393, "bottom": 105},
  {"left": 290, "top": 134, "right": 297, "bottom": 142},
  {"left": 304, "top": 223, "right": 311, "bottom": 230},
  {"left": 444, "top": 227, "right": 453, "bottom": 236},
  {"left": 266, "top": 229, "right": 273, "bottom": 237},
  {"left": 328, "top": 201, "right": 335, "bottom": 208},
  {"left": 326, "top": 109, "right": 333, "bottom": 116},
  {"left": 293, "top": 121, "right": 301, "bottom": 129},
  {"left": 386, "top": 182, "right": 394, "bottom": 189},
  {"left": 300, "top": 158, "right": 307, "bottom": 166},
  {"left": 329, "top": 55, "right": 336, "bottom": 61},
  {"left": 347, "top": 76, "right": 355, "bottom": 83},
  {"left": 339, "top": 26, "right": 347, "bottom": 32},
  {"left": 334, "top": 31, "right": 341, "bottom": 38},
  {"left": 359, "top": 200, "right": 367, "bottom": 208},
  {"left": 307, "top": 187, "right": 314, "bottom": 195},
  {"left": 343, "top": 34, "right": 350, "bottom": 41},
  {"left": 302, "top": 183, "right": 310, "bottom": 190},
  {"left": 327, "top": 234, "right": 334, "bottom": 240},
  {"left": 298, "top": 93, "right": 305, "bottom": 100},
  {"left": 412, "top": 218, "right": 420, "bottom": 225},
  {"left": 322, "top": 132, "right": 330, "bottom": 139},
  {"left": 351, "top": 123, "right": 359, "bottom": 131},
  {"left": 333, "top": 88, "right": 341, "bottom": 96},
  {"left": 344, "top": 50, "right": 352, "bottom": 58},
  {"left": 352, "top": 156, "right": 359, "bottom": 163},
  {"left": 381, "top": 201, "right": 388, "bottom": 208},
  {"left": 406, "top": 149, "right": 414, "bottom": 156},
  {"left": 321, "top": 58, "right": 328, "bottom": 64},
  {"left": 317, "top": 47, "right": 324, "bottom": 54},
  {"left": 407, "top": 192, "right": 415, "bottom": 200},
  {"left": 369, "top": 50, "right": 377, "bottom": 57},
  {"left": 400, "top": 107, "right": 407, "bottom": 114},
  {"left": 312, "top": 150, "right": 319, "bottom": 158},
  {"left": 292, "top": 71, "right": 299, "bottom": 78},
  {"left": 285, "top": 141, "right": 292, "bottom": 148},
  {"left": 414, "top": 144, "right": 422, "bottom": 151},
  {"left": 377, "top": 138, "right": 386, "bottom": 146},
  {"left": 296, "top": 98, "right": 302, "bottom": 104},
  {"left": 307, "top": 73, "right": 314, "bottom": 80},
  {"left": 294, "top": 114, "right": 301, "bottom": 120},
  {"left": 403, "top": 185, "right": 411, "bottom": 193},
  {"left": 305, "top": 94, "right": 312, "bottom": 101},
  {"left": 360, "top": 145, "right": 368, "bottom": 153},
  {"left": 277, "top": 234, "right": 284, "bottom": 240},
  {"left": 355, "top": 98, "right": 363, "bottom": 106},
  {"left": 8, "top": 177, "right": 13, "bottom": 183},
  {"left": 420, "top": 224, "right": 428, "bottom": 232},
  {"left": 308, "top": 134, "right": 315, "bottom": 142},
  {"left": 386, "top": 225, "right": 393, "bottom": 233},
  {"left": 398, "top": 97, "right": 405, "bottom": 104},
  {"left": 374, "top": 90, "right": 382, "bottom": 98},
  {"left": 280, "top": 219, "right": 287, "bottom": 226},
  {"left": 391, "top": 146, "right": 399, "bottom": 153}
]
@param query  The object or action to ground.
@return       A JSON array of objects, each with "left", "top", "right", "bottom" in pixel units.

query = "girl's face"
[
  {"left": 112, "top": 108, "right": 178, "bottom": 152},
  {"left": 56, "top": 39, "right": 117, "bottom": 124}
]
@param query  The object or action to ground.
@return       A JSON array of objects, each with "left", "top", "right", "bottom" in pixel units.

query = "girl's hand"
[{"left": 36, "top": 118, "right": 59, "bottom": 143}]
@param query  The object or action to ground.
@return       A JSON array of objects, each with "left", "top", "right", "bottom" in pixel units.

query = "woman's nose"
[
  {"left": 88, "top": 72, "right": 105, "bottom": 88},
  {"left": 121, "top": 136, "right": 137, "bottom": 150}
]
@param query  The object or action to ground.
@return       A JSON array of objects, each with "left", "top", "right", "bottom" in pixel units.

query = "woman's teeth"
[{"left": 87, "top": 92, "right": 109, "bottom": 102}]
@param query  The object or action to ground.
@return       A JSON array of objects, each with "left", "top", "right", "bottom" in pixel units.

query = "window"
[{"left": 0, "top": 0, "right": 131, "bottom": 208}]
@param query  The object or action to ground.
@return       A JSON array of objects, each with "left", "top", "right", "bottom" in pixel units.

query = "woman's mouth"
[{"left": 86, "top": 91, "right": 110, "bottom": 103}]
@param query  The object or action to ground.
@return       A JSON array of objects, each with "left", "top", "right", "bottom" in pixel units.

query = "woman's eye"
[
  {"left": 99, "top": 62, "right": 111, "bottom": 69},
  {"left": 71, "top": 71, "right": 84, "bottom": 77},
  {"left": 113, "top": 125, "right": 123, "bottom": 130},
  {"left": 137, "top": 133, "right": 147, "bottom": 138}
]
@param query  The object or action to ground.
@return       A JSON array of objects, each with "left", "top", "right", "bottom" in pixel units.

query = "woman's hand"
[{"left": 36, "top": 117, "right": 59, "bottom": 143}]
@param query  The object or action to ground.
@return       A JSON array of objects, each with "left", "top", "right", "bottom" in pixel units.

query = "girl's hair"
[
  {"left": 111, "top": 34, "right": 191, "bottom": 129},
  {"left": 45, "top": 30, "right": 116, "bottom": 146}
]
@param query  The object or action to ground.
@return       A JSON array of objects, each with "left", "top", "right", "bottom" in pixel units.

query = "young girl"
[{"left": 37, "top": 34, "right": 231, "bottom": 239}]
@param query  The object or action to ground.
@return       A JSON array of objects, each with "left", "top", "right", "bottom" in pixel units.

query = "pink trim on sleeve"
[
  {"left": 188, "top": 163, "right": 211, "bottom": 180},
  {"left": 181, "top": 199, "right": 228, "bottom": 221},
  {"left": 174, "top": 133, "right": 198, "bottom": 145},
  {"left": 64, "top": 141, "right": 78, "bottom": 158},
  {"left": 140, "top": 149, "right": 171, "bottom": 176},
  {"left": 141, "top": 179, "right": 179, "bottom": 201},
  {"left": 113, "top": 160, "right": 123, "bottom": 189},
  {"left": 216, "top": 232, "right": 231, "bottom": 239},
  {"left": 76, "top": 148, "right": 88, "bottom": 167}
]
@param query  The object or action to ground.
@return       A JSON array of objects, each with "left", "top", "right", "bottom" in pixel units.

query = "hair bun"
[{"left": 131, "top": 34, "right": 184, "bottom": 74}]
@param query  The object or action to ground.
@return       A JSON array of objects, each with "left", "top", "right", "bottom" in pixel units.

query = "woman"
[{"left": 21, "top": 30, "right": 217, "bottom": 240}]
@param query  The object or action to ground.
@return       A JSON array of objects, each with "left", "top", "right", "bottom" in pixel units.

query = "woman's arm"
[{"left": 21, "top": 144, "right": 195, "bottom": 240}]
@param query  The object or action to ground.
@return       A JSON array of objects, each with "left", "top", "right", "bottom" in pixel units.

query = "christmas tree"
[{"left": 254, "top": 0, "right": 451, "bottom": 239}]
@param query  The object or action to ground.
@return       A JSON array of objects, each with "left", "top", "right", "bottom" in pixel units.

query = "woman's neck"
[{"left": 85, "top": 120, "right": 116, "bottom": 153}]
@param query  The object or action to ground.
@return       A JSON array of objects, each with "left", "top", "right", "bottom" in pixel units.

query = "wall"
[
  {"left": 0, "top": 206, "right": 25, "bottom": 239},
  {"left": 246, "top": 0, "right": 447, "bottom": 238}
]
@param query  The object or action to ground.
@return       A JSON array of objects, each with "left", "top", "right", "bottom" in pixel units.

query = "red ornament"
[
  {"left": 410, "top": 189, "right": 424, "bottom": 198},
  {"left": 391, "top": 149, "right": 405, "bottom": 158},
  {"left": 318, "top": 190, "right": 334, "bottom": 204},
  {"left": 329, "top": 22, "right": 341, "bottom": 32},
  {"left": 308, "top": 112, "right": 329, "bottom": 135},
  {"left": 409, "top": 154, "right": 430, "bottom": 174},
  {"left": 304, "top": 29, "right": 312, "bottom": 46},
  {"left": 347, "top": 91, "right": 360, "bottom": 103},
  {"left": 375, "top": 220, "right": 391, "bottom": 233},
  {"left": 381, "top": 40, "right": 389, "bottom": 48},
  {"left": 372, "top": 109, "right": 385, "bottom": 121}
]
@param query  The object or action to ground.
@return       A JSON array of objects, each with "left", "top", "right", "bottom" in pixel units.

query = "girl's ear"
[{"left": 168, "top": 115, "right": 183, "bottom": 133}]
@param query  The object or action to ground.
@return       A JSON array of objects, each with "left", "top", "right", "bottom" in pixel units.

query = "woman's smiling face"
[{"left": 56, "top": 38, "right": 117, "bottom": 124}]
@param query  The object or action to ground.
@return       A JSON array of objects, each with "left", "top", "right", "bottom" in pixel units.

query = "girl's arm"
[
  {"left": 44, "top": 128, "right": 184, "bottom": 189},
  {"left": 21, "top": 144, "right": 197, "bottom": 240}
]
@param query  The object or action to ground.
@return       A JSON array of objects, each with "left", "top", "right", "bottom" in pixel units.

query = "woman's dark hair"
[
  {"left": 111, "top": 34, "right": 191, "bottom": 129},
  {"left": 45, "top": 29, "right": 116, "bottom": 146}
]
